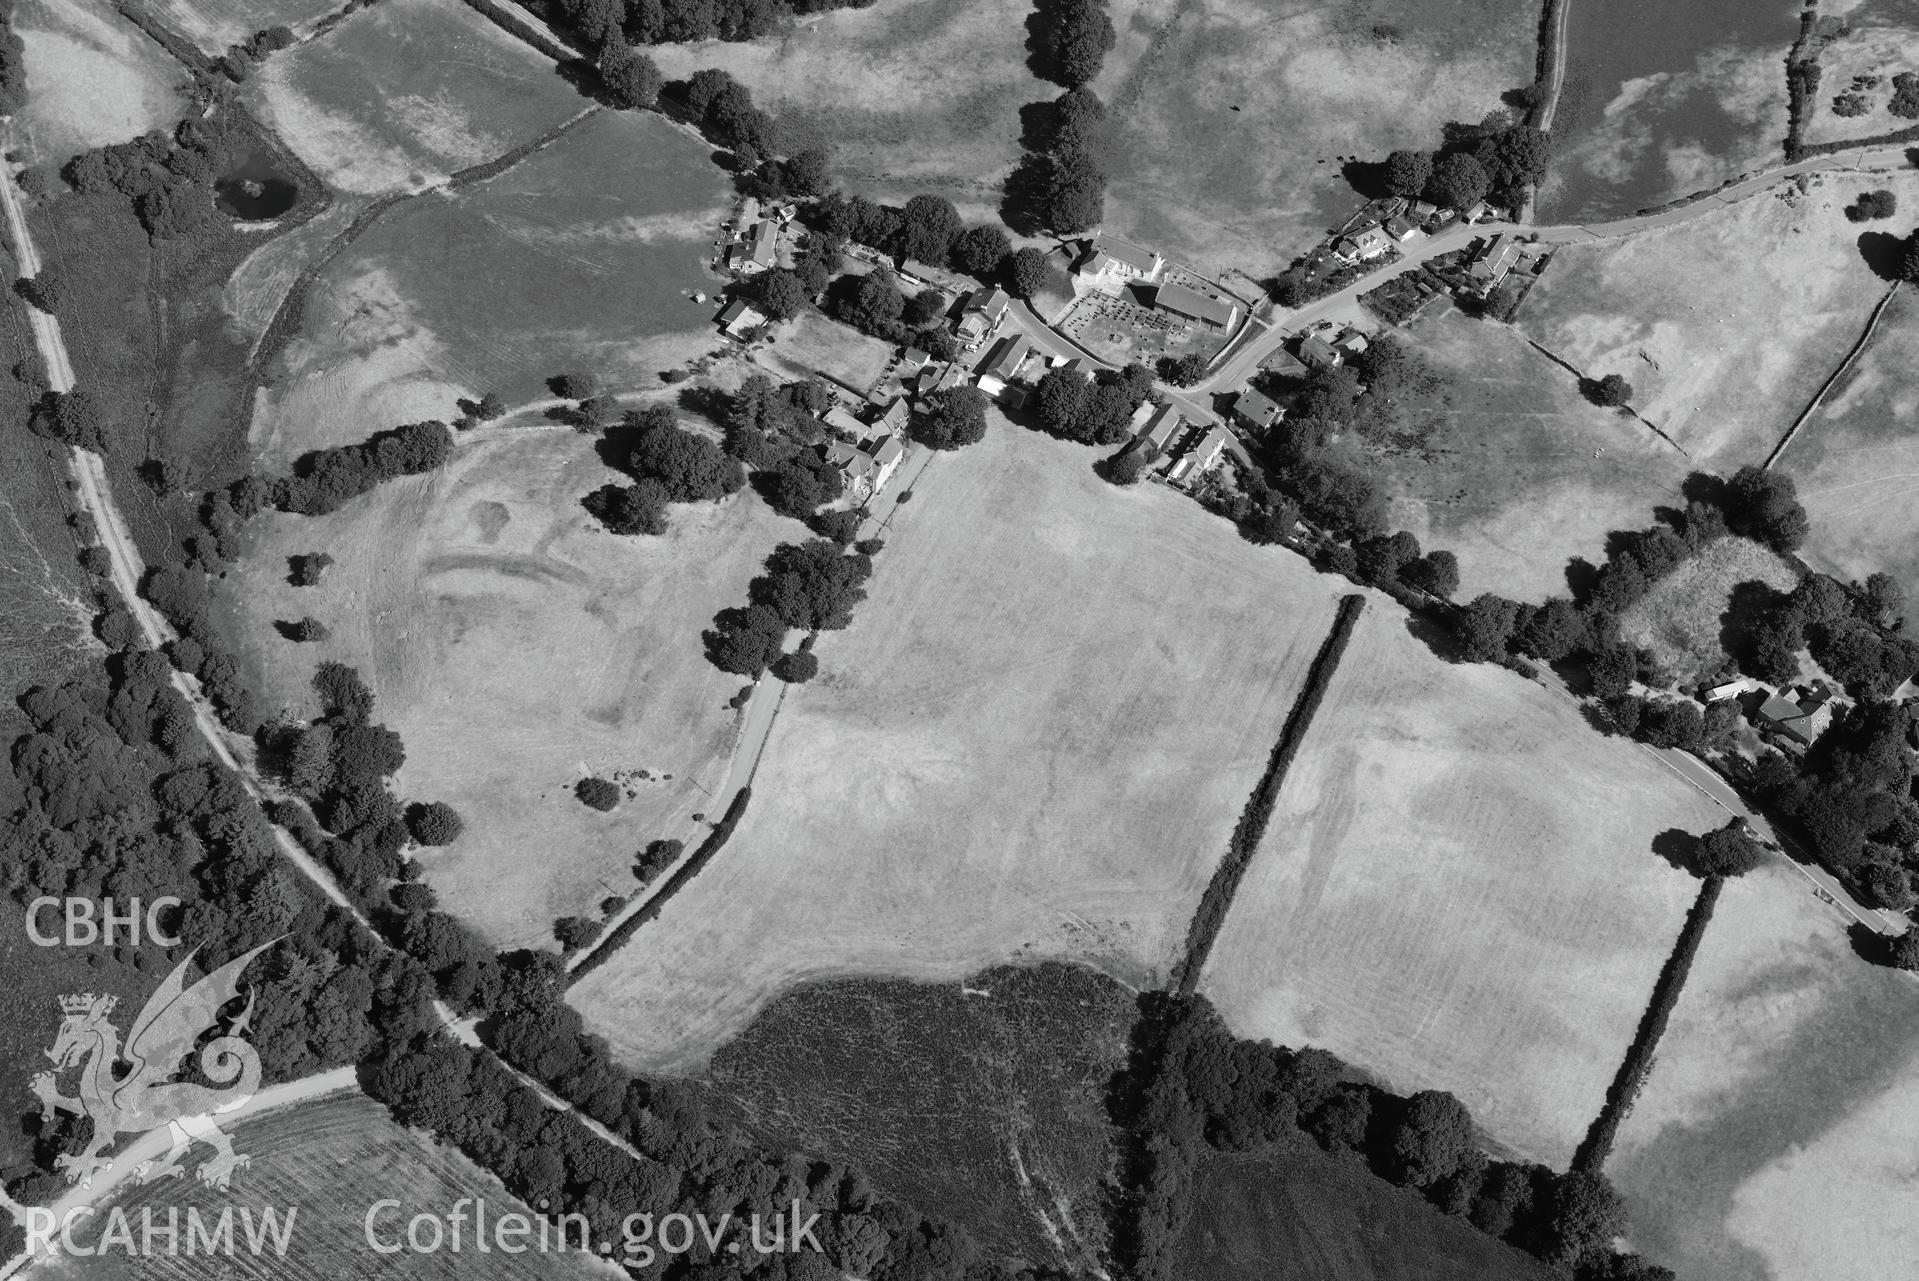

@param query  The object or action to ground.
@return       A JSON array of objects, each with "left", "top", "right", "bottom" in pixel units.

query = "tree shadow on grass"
[
  {"left": 1340, "top": 157, "right": 1391, "bottom": 201},
  {"left": 1651, "top": 827, "right": 1702, "bottom": 874},
  {"left": 1720, "top": 578, "right": 1787, "bottom": 676},
  {"left": 1857, "top": 230, "right": 1908, "bottom": 282},
  {"left": 1403, "top": 610, "right": 1467, "bottom": 663}
]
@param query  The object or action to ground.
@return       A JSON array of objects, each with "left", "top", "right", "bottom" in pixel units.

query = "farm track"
[
  {"left": 1764, "top": 279, "right": 1902, "bottom": 470},
  {"left": 1172, "top": 594, "right": 1366, "bottom": 995}
]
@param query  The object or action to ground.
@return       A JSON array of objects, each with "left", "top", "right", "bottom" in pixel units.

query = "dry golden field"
[
  {"left": 1607, "top": 862, "right": 1919, "bottom": 1281},
  {"left": 222, "top": 428, "right": 793, "bottom": 948},
  {"left": 569, "top": 421, "right": 1350, "bottom": 1073},
  {"left": 13, "top": 0, "right": 188, "bottom": 166},
  {"left": 1617, "top": 536, "right": 1800, "bottom": 682},
  {"left": 1198, "top": 604, "right": 1727, "bottom": 1167}
]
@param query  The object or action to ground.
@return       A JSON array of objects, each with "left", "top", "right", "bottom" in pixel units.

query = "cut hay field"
[
  {"left": 1089, "top": 0, "right": 1539, "bottom": 275},
  {"left": 703, "top": 962, "right": 1135, "bottom": 1271},
  {"left": 1606, "top": 861, "right": 1919, "bottom": 1281},
  {"left": 1522, "top": 172, "right": 1908, "bottom": 471},
  {"left": 647, "top": 0, "right": 1041, "bottom": 225},
  {"left": 13, "top": 0, "right": 188, "bottom": 166},
  {"left": 1775, "top": 286, "right": 1919, "bottom": 610},
  {"left": 247, "top": 107, "right": 728, "bottom": 469},
  {"left": 1175, "top": 1145, "right": 1553, "bottom": 1281},
  {"left": 221, "top": 428, "right": 793, "bottom": 948},
  {"left": 570, "top": 421, "right": 1350, "bottom": 1073},
  {"left": 1617, "top": 536, "right": 1800, "bottom": 683},
  {"left": 757, "top": 311, "right": 898, "bottom": 395},
  {"left": 246, "top": 0, "right": 584, "bottom": 194},
  {"left": 1197, "top": 604, "right": 1726, "bottom": 1167},
  {"left": 33, "top": 1091, "right": 620, "bottom": 1279},
  {"left": 1361, "top": 311, "right": 1695, "bottom": 601}
]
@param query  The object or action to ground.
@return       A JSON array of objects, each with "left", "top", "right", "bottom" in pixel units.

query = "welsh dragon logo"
[{"left": 31, "top": 939, "right": 278, "bottom": 1191}]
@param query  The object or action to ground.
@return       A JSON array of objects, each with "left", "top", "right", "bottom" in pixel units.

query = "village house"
[
  {"left": 1263, "top": 350, "right": 1309, "bottom": 380},
  {"left": 1384, "top": 214, "right": 1421, "bottom": 242},
  {"left": 1185, "top": 425, "right": 1234, "bottom": 477},
  {"left": 956, "top": 287, "right": 1011, "bottom": 346},
  {"left": 1333, "top": 329, "right": 1370, "bottom": 358},
  {"left": 1153, "top": 281, "right": 1239, "bottom": 329},
  {"left": 716, "top": 299, "right": 766, "bottom": 339},
  {"left": 728, "top": 219, "right": 778, "bottom": 274},
  {"left": 975, "top": 374, "right": 1027, "bottom": 408},
  {"left": 873, "top": 395, "right": 910, "bottom": 439},
  {"left": 899, "top": 346, "right": 932, "bottom": 374},
  {"left": 1334, "top": 225, "right": 1393, "bottom": 263},
  {"left": 1753, "top": 686, "right": 1837, "bottom": 748},
  {"left": 1297, "top": 334, "right": 1342, "bottom": 371},
  {"left": 1230, "top": 386, "right": 1284, "bottom": 432},
  {"left": 1075, "top": 231, "right": 1165, "bottom": 293},
  {"left": 1465, "top": 234, "right": 1524, "bottom": 297},
  {"left": 1135, "top": 403, "right": 1185, "bottom": 458},
  {"left": 978, "top": 333, "right": 1032, "bottom": 383},
  {"left": 1409, "top": 200, "right": 1439, "bottom": 225}
]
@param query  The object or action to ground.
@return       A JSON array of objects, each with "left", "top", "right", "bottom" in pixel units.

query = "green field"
[
  {"left": 247, "top": 0, "right": 586, "bottom": 194},
  {"left": 12, "top": 0, "right": 188, "bottom": 167},
  {"left": 250, "top": 107, "right": 729, "bottom": 468},
  {"left": 1606, "top": 863, "right": 1919, "bottom": 1281},
  {"left": 1175, "top": 1145, "right": 1553, "bottom": 1281},
  {"left": 703, "top": 963, "right": 1133, "bottom": 1272}
]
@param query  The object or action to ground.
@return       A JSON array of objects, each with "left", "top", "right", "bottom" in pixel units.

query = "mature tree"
[
  {"left": 628, "top": 412, "right": 745, "bottom": 502},
  {"left": 1383, "top": 149, "right": 1433, "bottom": 198},
  {"left": 575, "top": 777, "right": 621, "bottom": 811},
  {"left": 1357, "top": 530, "right": 1421, "bottom": 585},
  {"left": 551, "top": 371, "right": 600, "bottom": 400},
  {"left": 1541, "top": 1171, "right": 1628, "bottom": 1267},
  {"left": 834, "top": 270, "right": 906, "bottom": 336},
  {"left": 1425, "top": 152, "right": 1491, "bottom": 211},
  {"left": 1587, "top": 372, "right": 1633, "bottom": 407},
  {"left": 554, "top": 916, "right": 600, "bottom": 950},
  {"left": 772, "top": 649, "right": 819, "bottom": 683},
  {"left": 30, "top": 388, "right": 107, "bottom": 452},
  {"left": 599, "top": 42, "right": 663, "bottom": 110},
  {"left": 1044, "top": 148, "right": 1107, "bottom": 232},
  {"left": 476, "top": 391, "right": 507, "bottom": 421},
  {"left": 583, "top": 479, "right": 669, "bottom": 536},
  {"left": 905, "top": 288, "right": 948, "bottom": 328},
  {"left": 1687, "top": 819, "right": 1768, "bottom": 878},
  {"left": 1902, "top": 229, "right": 1919, "bottom": 285},
  {"left": 894, "top": 194, "right": 963, "bottom": 266},
  {"left": 1514, "top": 596, "right": 1586, "bottom": 661},
  {"left": 1007, "top": 245, "right": 1054, "bottom": 299},
  {"left": 1029, "top": 0, "right": 1116, "bottom": 88},
  {"left": 913, "top": 385, "right": 990, "bottom": 450},
  {"left": 1402, "top": 549, "right": 1460, "bottom": 598},
  {"left": 288, "top": 616, "right": 329, "bottom": 643},
  {"left": 1724, "top": 465, "right": 1810, "bottom": 552},
  {"left": 1636, "top": 698, "right": 1705, "bottom": 751},
  {"left": 1862, "top": 570, "right": 1905, "bottom": 627},
  {"left": 1889, "top": 929, "right": 1919, "bottom": 972},
  {"left": 1461, "top": 593, "right": 1522, "bottom": 662},
  {"left": 1474, "top": 124, "right": 1552, "bottom": 196},
  {"left": 950, "top": 224, "right": 1012, "bottom": 278},
  {"left": 406, "top": 801, "right": 465, "bottom": 847},
  {"left": 1106, "top": 447, "right": 1149, "bottom": 485},
  {"left": 704, "top": 603, "right": 788, "bottom": 675},
  {"left": 289, "top": 552, "right": 334, "bottom": 586},
  {"left": 1156, "top": 352, "right": 1207, "bottom": 386},
  {"left": 755, "top": 268, "right": 811, "bottom": 320},
  {"left": 1389, "top": 1090, "right": 1476, "bottom": 1188},
  {"left": 754, "top": 539, "right": 872, "bottom": 631},
  {"left": 1033, "top": 366, "right": 1091, "bottom": 435},
  {"left": 21, "top": 265, "right": 66, "bottom": 313}
]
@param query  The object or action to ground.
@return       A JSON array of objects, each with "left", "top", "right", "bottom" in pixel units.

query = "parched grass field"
[
  {"left": 13, "top": 0, "right": 188, "bottom": 166},
  {"left": 1606, "top": 862, "right": 1919, "bottom": 1281},
  {"left": 647, "top": 0, "right": 1041, "bottom": 226},
  {"left": 1522, "top": 172, "right": 1908, "bottom": 471},
  {"left": 1091, "top": 0, "right": 1538, "bottom": 275},
  {"left": 1776, "top": 286, "right": 1919, "bottom": 610},
  {"left": 249, "top": 107, "right": 728, "bottom": 468},
  {"left": 1617, "top": 536, "right": 1800, "bottom": 683},
  {"left": 1359, "top": 311, "right": 1695, "bottom": 601},
  {"left": 142, "top": 0, "right": 342, "bottom": 55},
  {"left": 570, "top": 422, "right": 1350, "bottom": 1073},
  {"left": 246, "top": 0, "right": 585, "bottom": 194},
  {"left": 702, "top": 963, "right": 1135, "bottom": 1271},
  {"left": 1801, "top": 19, "right": 1919, "bottom": 146},
  {"left": 221, "top": 429, "right": 793, "bottom": 948},
  {"left": 34, "top": 1091, "right": 620, "bottom": 1279},
  {"left": 1198, "top": 604, "right": 1726, "bottom": 1167},
  {"left": 756, "top": 311, "right": 898, "bottom": 395},
  {"left": 1176, "top": 1145, "right": 1553, "bottom": 1281}
]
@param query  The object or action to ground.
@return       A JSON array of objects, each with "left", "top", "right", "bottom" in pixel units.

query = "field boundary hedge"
[
  {"left": 114, "top": 1, "right": 218, "bottom": 80},
  {"left": 457, "top": 0, "right": 581, "bottom": 63},
  {"left": 1571, "top": 873, "right": 1723, "bottom": 1173},
  {"left": 1171, "top": 593, "right": 1365, "bottom": 995},
  {"left": 566, "top": 785, "right": 753, "bottom": 983}
]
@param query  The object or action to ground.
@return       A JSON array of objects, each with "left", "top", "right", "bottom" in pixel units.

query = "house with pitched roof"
[
  {"left": 1230, "top": 386, "right": 1284, "bottom": 432},
  {"left": 1075, "top": 232, "right": 1164, "bottom": 293},
  {"left": 1154, "top": 281, "right": 1238, "bottom": 329},
  {"left": 956, "top": 287, "right": 1011, "bottom": 346}
]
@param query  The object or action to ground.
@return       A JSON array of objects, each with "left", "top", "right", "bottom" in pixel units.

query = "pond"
[
  {"left": 1539, "top": 0, "right": 1804, "bottom": 222},
  {"left": 215, "top": 148, "right": 299, "bottom": 220}
]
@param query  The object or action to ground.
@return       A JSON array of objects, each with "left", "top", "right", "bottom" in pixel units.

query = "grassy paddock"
[
  {"left": 13, "top": 0, "right": 189, "bottom": 166},
  {"left": 218, "top": 429, "right": 793, "bottom": 949},
  {"left": 1198, "top": 604, "right": 1725, "bottom": 1167},
  {"left": 1776, "top": 286, "right": 1919, "bottom": 611},
  {"left": 1359, "top": 311, "right": 1696, "bottom": 601},
  {"left": 1801, "top": 20, "right": 1919, "bottom": 147},
  {"left": 701, "top": 962, "right": 1135, "bottom": 1271},
  {"left": 1091, "top": 0, "right": 1538, "bottom": 275},
  {"left": 1606, "top": 862, "right": 1919, "bottom": 1281},
  {"left": 245, "top": 0, "right": 585, "bottom": 194},
  {"left": 1522, "top": 172, "right": 1912, "bottom": 472},
  {"left": 1174, "top": 1145, "right": 1553, "bottom": 1281},
  {"left": 1616, "top": 537, "right": 1799, "bottom": 683},
  {"left": 250, "top": 107, "right": 729, "bottom": 467},
  {"left": 756, "top": 312, "right": 898, "bottom": 394},
  {"left": 570, "top": 422, "right": 1347, "bottom": 1073},
  {"left": 30, "top": 1091, "right": 620, "bottom": 1279},
  {"left": 144, "top": 0, "right": 344, "bottom": 54}
]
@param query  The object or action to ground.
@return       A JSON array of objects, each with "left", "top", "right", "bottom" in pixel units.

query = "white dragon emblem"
[{"left": 31, "top": 939, "right": 278, "bottom": 1191}]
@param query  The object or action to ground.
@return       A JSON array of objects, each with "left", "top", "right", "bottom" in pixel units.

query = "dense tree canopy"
[
  {"left": 598, "top": 42, "right": 663, "bottom": 109},
  {"left": 1425, "top": 152, "right": 1491, "bottom": 211},
  {"left": 913, "top": 385, "right": 991, "bottom": 450}
]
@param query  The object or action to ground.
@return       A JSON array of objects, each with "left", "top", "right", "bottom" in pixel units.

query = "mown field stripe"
[
  {"left": 1171, "top": 592, "right": 1366, "bottom": 996},
  {"left": 566, "top": 784, "right": 754, "bottom": 985},
  {"left": 1571, "top": 873, "right": 1724, "bottom": 1173}
]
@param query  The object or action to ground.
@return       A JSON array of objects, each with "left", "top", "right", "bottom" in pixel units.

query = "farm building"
[
  {"left": 1752, "top": 686, "right": 1837, "bottom": 748},
  {"left": 1231, "top": 386, "right": 1284, "bottom": 432},
  {"left": 717, "top": 299, "right": 765, "bottom": 338},
  {"left": 1154, "top": 281, "right": 1239, "bottom": 329},
  {"left": 1075, "top": 231, "right": 1165, "bottom": 293}
]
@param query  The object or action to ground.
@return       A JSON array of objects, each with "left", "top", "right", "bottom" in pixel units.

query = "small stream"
[{"left": 1539, "top": 0, "right": 1805, "bottom": 221}]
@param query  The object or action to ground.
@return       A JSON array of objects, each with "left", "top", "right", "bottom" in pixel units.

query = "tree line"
[
  {"left": 555, "top": 0, "right": 875, "bottom": 50},
  {"left": 1113, "top": 995, "right": 1673, "bottom": 1281}
]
